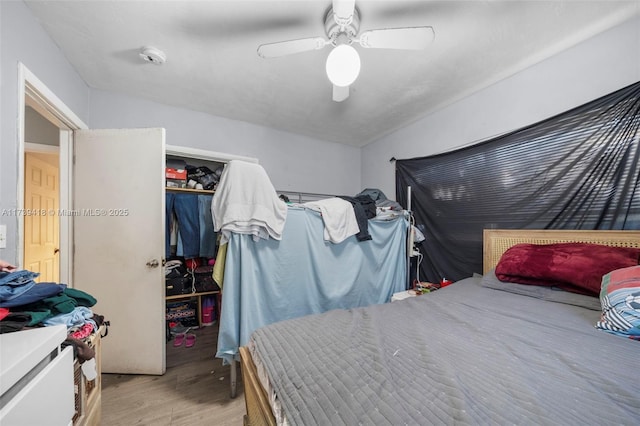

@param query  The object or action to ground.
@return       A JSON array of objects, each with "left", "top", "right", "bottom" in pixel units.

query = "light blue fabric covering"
[{"left": 216, "top": 207, "right": 408, "bottom": 363}]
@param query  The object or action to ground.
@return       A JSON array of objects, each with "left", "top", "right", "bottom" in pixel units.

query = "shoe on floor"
[
  {"left": 173, "top": 333, "right": 185, "bottom": 347},
  {"left": 185, "top": 333, "right": 196, "bottom": 348}
]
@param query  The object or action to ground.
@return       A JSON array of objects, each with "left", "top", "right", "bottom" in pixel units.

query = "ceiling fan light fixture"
[{"left": 325, "top": 44, "right": 360, "bottom": 87}]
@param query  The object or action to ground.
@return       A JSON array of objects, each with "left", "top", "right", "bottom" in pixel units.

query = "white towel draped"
[
  {"left": 303, "top": 197, "right": 359, "bottom": 244},
  {"left": 211, "top": 160, "right": 287, "bottom": 244}
]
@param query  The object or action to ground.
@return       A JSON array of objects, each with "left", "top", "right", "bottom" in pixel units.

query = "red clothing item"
[
  {"left": 70, "top": 322, "right": 94, "bottom": 339},
  {"left": 0, "top": 308, "right": 9, "bottom": 321}
]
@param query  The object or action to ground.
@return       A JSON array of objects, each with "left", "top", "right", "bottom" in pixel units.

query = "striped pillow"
[{"left": 596, "top": 265, "right": 640, "bottom": 340}]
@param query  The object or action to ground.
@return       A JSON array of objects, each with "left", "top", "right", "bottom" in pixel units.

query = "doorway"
[
  {"left": 23, "top": 106, "right": 61, "bottom": 282},
  {"left": 18, "top": 63, "right": 88, "bottom": 285}
]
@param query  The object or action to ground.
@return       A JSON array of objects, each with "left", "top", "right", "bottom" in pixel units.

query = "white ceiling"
[{"left": 25, "top": 0, "right": 639, "bottom": 147}]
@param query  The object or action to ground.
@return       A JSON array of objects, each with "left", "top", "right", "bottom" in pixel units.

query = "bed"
[
  {"left": 216, "top": 205, "right": 409, "bottom": 397},
  {"left": 239, "top": 229, "right": 640, "bottom": 426}
]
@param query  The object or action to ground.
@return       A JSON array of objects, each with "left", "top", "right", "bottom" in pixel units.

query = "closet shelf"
[
  {"left": 165, "top": 290, "right": 220, "bottom": 301},
  {"left": 165, "top": 187, "right": 215, "bottom": 195}
]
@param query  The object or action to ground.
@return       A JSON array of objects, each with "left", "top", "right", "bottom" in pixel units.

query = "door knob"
[
  {"left": 146, "top": 259, "right": 160, "bottom": 268},
  {"left": 54, "top": 248, "right": 60, "bottom": 254}
]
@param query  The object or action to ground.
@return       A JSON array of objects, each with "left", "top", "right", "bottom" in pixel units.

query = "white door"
[{"left": 73, "top": 128, "right": 166, "bottom": 375}]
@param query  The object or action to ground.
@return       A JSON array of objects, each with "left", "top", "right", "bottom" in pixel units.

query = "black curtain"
[{"left": 396, "top": 81, "right": 640, "bottom": 283}]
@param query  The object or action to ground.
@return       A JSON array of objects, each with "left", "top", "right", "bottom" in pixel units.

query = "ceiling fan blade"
[
  {"left": 257, "top": 37, "right": 328, "bottom": 58},
  {"left": 333, "top": 85, "right": 350, "bottom": 102},
  {"left": 333, "top": 0, "right": 356, "bottom": 21},
  {"left": 358, "top": 26, "right": 435, "bottom": 50}
]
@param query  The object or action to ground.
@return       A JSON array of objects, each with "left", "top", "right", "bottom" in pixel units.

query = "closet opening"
[{"left": 163, "top": 147, "right": 258, "bottom": 370}]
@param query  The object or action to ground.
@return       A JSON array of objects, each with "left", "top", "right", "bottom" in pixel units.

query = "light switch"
[{"left": 0, "top": 224, "right": 6, "bottom": 248}]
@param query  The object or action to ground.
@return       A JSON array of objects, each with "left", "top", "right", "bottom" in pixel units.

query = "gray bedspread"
[{"left": 250, "top": 275, "right": 640, "bottom": 425}]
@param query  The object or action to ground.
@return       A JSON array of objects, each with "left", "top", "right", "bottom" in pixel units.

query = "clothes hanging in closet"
[
  {"left": 166, "top": 193, "right": 200, "bottom": 259},
  {"left": 167, "top": 193, "right": 218, "bottom": 259}
]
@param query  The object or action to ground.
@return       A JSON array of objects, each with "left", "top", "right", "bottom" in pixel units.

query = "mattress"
[
  {"left": 247, "top": 338, "right": 290, "bottom": 426},
  {"left": 250, "top": 275, "right": 640, "bottom": 425}
]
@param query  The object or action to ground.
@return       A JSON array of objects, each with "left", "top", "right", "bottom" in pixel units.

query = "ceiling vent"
[{"left": 139, "top": 46, "right": 166, "bottom": 65}]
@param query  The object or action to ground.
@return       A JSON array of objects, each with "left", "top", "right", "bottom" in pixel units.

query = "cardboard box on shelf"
[
  {"left": 166, "top": 167, "right": 187, "bottom": 188},
  {"left": 166, "top": 167, "right": 187, "bottom": 180}
]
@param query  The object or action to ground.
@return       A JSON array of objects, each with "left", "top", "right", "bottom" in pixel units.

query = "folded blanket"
[
  {"left": 596, "top": 265, "right": 640, "bottom": 339},
  {"left": 495, "top": 242, "right": 640, "bottom": 296}
]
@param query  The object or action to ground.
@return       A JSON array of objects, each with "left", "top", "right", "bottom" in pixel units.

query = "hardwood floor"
[{"left": 101, "top": 324, "right": 246, "bottom": 425}]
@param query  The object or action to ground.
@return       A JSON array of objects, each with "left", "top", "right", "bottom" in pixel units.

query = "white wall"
[
  {"left": 0, "top": 1, "right": 90, "bottom": 264},
  {"left": 88, "top": 89, "right": 361, "bottom": 195},
  {"left": 25, "top": 107, "right": 60, "bottom": 146},
  {"left": 361, "top": 15, "right": 640, "bottom": 200}
]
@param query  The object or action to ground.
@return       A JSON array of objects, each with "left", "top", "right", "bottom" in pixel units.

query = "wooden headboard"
[{"left": 483, "top": 229, "right": 640, "bottom": 274}]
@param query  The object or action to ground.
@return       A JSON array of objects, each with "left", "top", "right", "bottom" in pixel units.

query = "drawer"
[{"left": 0, "top": 346, "right": 74, "bottom": 425}]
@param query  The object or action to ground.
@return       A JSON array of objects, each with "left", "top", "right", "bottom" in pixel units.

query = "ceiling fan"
[{"left": 257, "top": 0, "right": 435, "bottom": 102}]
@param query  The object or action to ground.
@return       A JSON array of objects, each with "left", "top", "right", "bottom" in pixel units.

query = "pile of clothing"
[
  {"left": 0, "top": 270, "right": 102, "bottom": 332},
  {"left": 0, "top": 269, "right": 107, "bottom": 365},
  {"left": 302, "top": 189, "right": 404, "bottom": 244}
]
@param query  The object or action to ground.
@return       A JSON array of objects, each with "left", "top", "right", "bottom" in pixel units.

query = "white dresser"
[{"left": 0, "top": 325, "right": 74, "bottom": 426}]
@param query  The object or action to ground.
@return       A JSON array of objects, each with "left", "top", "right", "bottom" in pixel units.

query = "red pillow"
[{"left": 495, "top": 243, "right": 640, "bottom": 296}]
